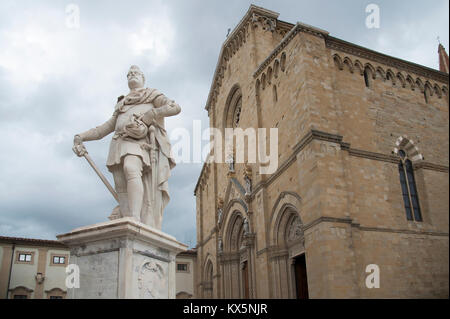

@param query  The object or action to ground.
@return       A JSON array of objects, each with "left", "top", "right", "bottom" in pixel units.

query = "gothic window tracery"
[{"left": 398, "top": 150, "right": 422, "bottom": 222}]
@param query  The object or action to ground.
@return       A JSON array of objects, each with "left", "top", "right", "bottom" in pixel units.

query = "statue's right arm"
[{"left": 76, "top": 111, "right": 118, "bottom": 142}]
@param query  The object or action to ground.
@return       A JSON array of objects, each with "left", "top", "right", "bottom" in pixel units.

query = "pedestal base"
[{"left": 57, "top": 217, "right": 187, "bottom": 299}]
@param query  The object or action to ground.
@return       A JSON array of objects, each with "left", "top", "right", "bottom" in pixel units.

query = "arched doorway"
[
  {"left": 203, "top": 259, "right": 214, "bottom": 298},
  {"left": 268, "top": 192, "right": 308, "bottom": 299},
  {"left": 221, "top": 210, "right": 250, "bottom": 299}
]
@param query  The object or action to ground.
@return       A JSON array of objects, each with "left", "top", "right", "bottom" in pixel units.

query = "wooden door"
[{"left": 294, "top": 254, "right": 309, "bottom": 299}]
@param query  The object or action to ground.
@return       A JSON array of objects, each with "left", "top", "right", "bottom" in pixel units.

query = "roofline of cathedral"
[
  {"left": 204, "top": 5, "right": 449, "bottom": 113},
  {"left": 325, "top": 36, "right": 449, "bottom": 83}
]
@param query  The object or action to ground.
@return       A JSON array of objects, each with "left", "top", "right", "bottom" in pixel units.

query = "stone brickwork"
[{"left": 194, "top": 5, "right": 449, "bottom": 299}]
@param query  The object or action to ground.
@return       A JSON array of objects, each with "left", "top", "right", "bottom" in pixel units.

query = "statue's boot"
[{"left": 117, "top": 192, "right": 130, "bottom": 218}]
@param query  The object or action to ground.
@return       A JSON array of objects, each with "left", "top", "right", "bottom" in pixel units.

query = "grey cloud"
[{"left": 0, "top": 0, "right": 447, "bottom": 248}]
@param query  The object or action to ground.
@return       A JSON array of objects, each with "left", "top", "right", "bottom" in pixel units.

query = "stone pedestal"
[{"left": 57, "top": 217, "right": 187, "bottom": 299}]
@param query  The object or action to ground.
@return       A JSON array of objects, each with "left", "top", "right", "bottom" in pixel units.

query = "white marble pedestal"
[{"left": 57, "top": 217, "right": 187, "bottom": 299}]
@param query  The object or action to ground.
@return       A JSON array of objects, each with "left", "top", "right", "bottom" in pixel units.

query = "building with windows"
[
  {"left": 194, "top": 5, "right": 449, "bottom": 298},
  {"left": 175, "top": 249, "right": 197, "bottom": 299},
  {"left": 0, "top": 236, "right": 196, "bottom": 299},
  {"left": 0, "top": 236, "right": 69, "bottom": 299}
]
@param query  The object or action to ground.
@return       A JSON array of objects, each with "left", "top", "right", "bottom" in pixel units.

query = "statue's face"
[{"left": 127, "top": 69, "right": 145, "bottom": 89}]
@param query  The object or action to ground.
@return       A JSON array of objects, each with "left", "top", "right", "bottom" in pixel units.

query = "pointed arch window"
[
  {"left": 364, "top": 67, "right": 371, "bottom": 88},
  {"left": 398, "top": 150, "right": 422, "bottom": 222},
  {"left": 225, "top": 85, "right": 243, "bottom": 128}
]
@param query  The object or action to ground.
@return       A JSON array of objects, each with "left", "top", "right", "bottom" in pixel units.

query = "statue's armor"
[{"left": 107, "top": 103, "right": 155, "bottom": 169}]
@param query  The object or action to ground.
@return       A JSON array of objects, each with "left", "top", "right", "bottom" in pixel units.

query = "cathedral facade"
[{"left": 194, "top": 5, "right": 449, "bottom": 298}]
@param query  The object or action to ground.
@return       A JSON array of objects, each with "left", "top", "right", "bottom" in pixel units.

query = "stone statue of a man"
[{"left": 73, "top": 65, "right": 180, "bottom": 229}]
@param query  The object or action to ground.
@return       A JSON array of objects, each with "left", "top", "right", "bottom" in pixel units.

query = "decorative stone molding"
[
  {"left": 218, "top": 252, "right": 241, "bottom": 264},
  {"left": 45, "top": 287, "right": 67, "bottom": 299},
  {"left": 286, "top": 215, "right": 303, "bottom": 243},
  {"left": 251, "top": 12, "right": 276, "bottom": 32},
  {"left": 242, "top": 233, "right": 256, "bottom": 248},
  {"left": 332, "top": 52, "right": 448, "bottom": 100},
  {"left": 413, "top": 161, "right": 449, "bottom": 173},
  {"left": 393, "top": 136, "right": 424, "bottom": 162},
  {"left": 205, "top": 5, "right": 287, "bottom": 113},
  {"left": 226, "top": 153, "right": 235, "bottom": 177},
  {"left": 347, "top": 147, "right": 399, "bottom": 164},
  {"left": 217, "top": 197, "right": 224, "bottom": 227},
  {"left": 243, "top": 163, "right": 252, "bottom": 200},
  {"left": 35, "top": 272, "right": 45, "bottom": 285},
  {"left": 267, "top": 246, "right": 289, "bottom": 260},
  {"left": 218, "top": 237, "right": 223, "bottom": 253},
  {"left": 327, "top": 36, "right": 449, "bottom": 84},
  {"left": 138, "top": 260, "right": 166, "bottom": 299},
  {"left": 268, "top": 192, "right": 303, "bottom": 248},
  {"left": 9, "top": 286, "right": 33, "bottom": 299},
  {"left": 243, "top": 218, "right": 250, "bottom": 235}
]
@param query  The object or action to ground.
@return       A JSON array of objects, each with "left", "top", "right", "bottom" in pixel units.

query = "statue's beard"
[{"left": 128, "top": 79, "right": 143, "bottom": 89}]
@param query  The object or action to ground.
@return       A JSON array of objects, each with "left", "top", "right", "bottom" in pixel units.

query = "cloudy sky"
[{"left": 0, "top": 0, "right": 448, "bottom": 247}]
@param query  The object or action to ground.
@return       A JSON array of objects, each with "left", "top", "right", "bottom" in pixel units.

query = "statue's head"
[{"left": 127, "top": 65, "right": 145, "bottom": 90}]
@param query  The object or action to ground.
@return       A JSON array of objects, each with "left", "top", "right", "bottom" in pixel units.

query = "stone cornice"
[
  {"left": 292, "top": 129, "right": 343, "bottom": 153},
  {"left": 357, "top": 225, "right": 448, "bottom": 237},
  {"left": 346, "top": 147, "right": 400, "bottom": 164},
  {"left": 251, "top": 129, "right": 448, "bottom": 197},
  {"left": 57, "top": 217, "right": 187, "bottom": 253},
  {"left": 252, "top": 130, "right": 343, "bottom": 196},
  {"left": 413, "top": 161, "right": 449, "bottom": 173},
  {"left": 303, "top": 216, "right": 353, "bottom": 232},
  {"left": 326, "top": 36, "right": 449, "bottom": 84},
  {"left": 256, "top": 216, "right": 448, "bottom": 255}
]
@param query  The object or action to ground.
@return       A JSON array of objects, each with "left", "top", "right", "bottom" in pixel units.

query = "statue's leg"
[
  {"left": 112, "top": 167, "right": 130, "bottom": 218},
  {"left": 123, "top": 155, "right": 144, "bottom": 221}
]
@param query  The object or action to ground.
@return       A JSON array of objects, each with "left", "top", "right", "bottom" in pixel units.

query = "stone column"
[{"left": 57, "top": 217, "right": 187, "bottom": 299}]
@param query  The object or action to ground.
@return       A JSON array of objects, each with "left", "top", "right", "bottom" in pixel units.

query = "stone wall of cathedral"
[{"left": 195, "top": 6, "right": 449, "bottom": 299}]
